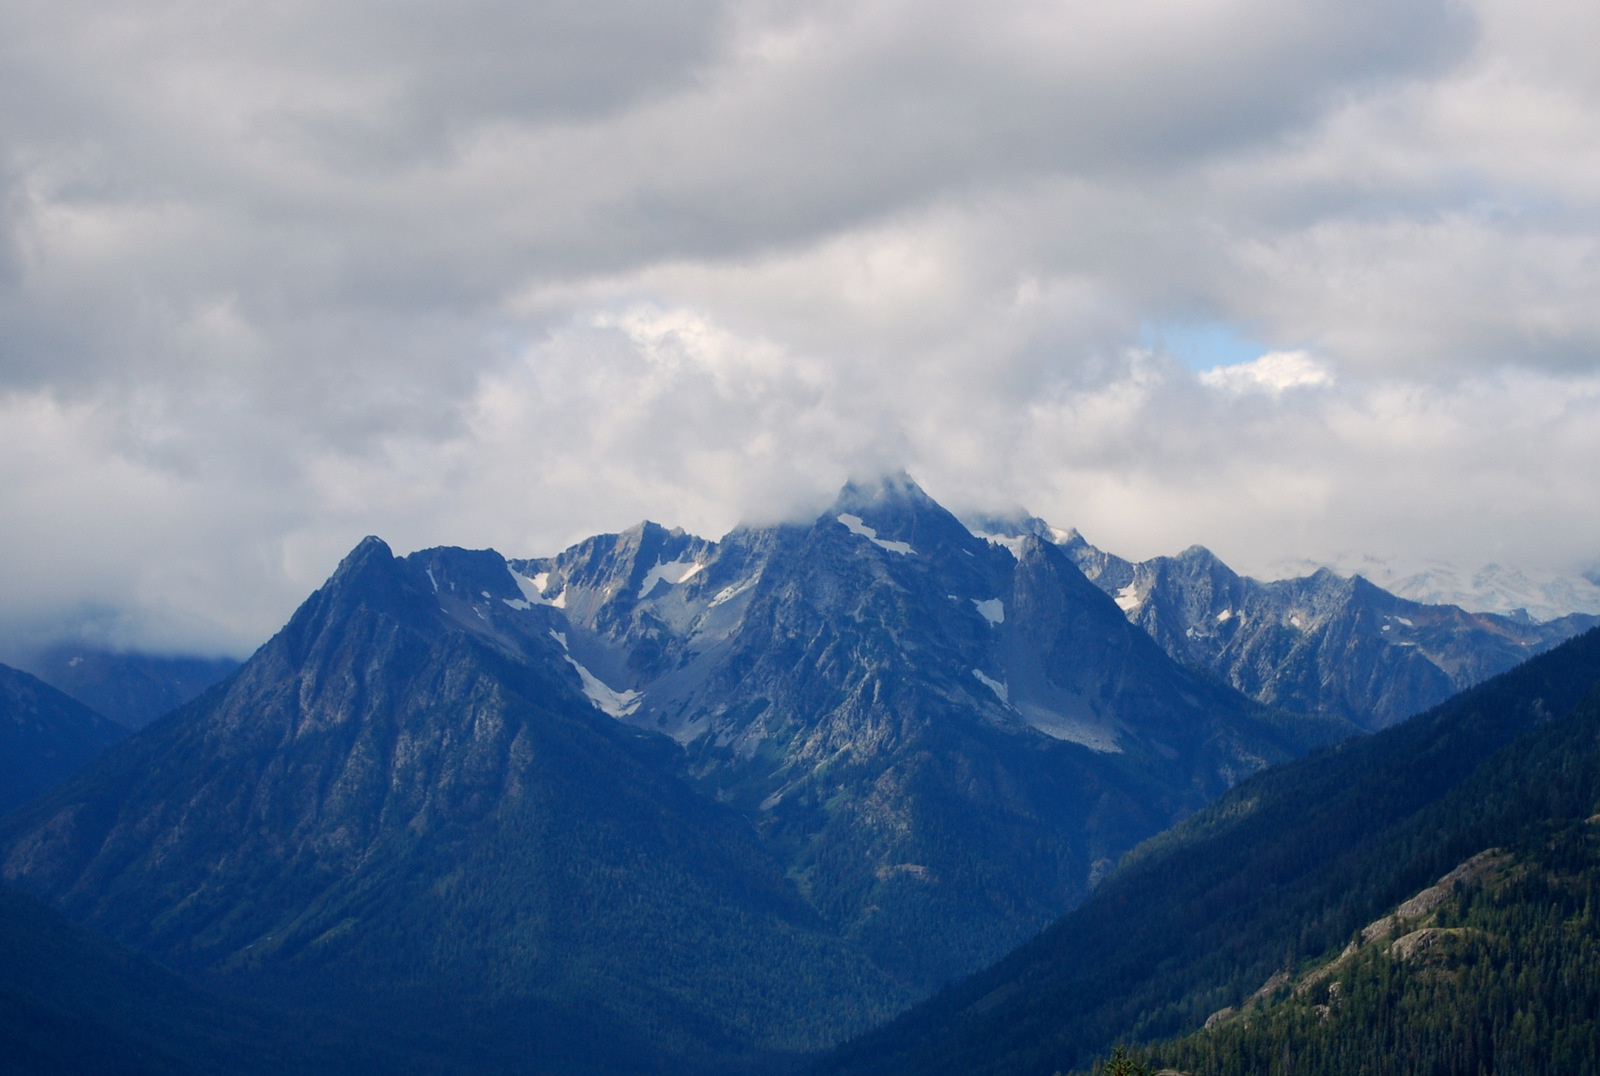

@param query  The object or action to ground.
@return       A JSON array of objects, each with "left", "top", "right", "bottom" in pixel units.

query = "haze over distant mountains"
[
  {"left": 11, "top": 645, "right": 240, "bottom": 729},
  {"left": 1267, "top": 553, "right": 1600, "bottom": 623},
  {"left": 0, "top": 665, "right": 125, "bottom": 815}
]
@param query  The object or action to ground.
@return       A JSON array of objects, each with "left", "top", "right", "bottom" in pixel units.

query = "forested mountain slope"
[
  {"left": 817, "top": 626, "right": 1600, "bottom": 1076},
  {"left": 1118, "top": 678, "right": 1600, "bottom": 1075},
  {"left": 0, "top": 884, "right": 410, "bottom": 1076}
]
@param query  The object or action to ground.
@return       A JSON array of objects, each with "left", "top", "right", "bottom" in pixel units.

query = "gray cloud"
[{"left": 1, "top": 0, "right": 1597, "bottom": 656}]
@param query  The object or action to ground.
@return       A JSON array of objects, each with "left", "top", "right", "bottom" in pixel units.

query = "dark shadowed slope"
[{"left": 0, "top": 883, "right": 419, "bottom": 1076}]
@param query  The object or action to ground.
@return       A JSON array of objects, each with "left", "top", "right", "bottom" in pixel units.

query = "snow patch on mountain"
[
  {"left": 973, "top": 598, "right": 1005, "bottom": 625},
  {"left": 548, "top": 630, "right": 642, "bottom": 718},
  {"left": 1016, "top": 703, "right": 1122, "bottom": 753},
  {"left": 1115, "top": 583, "right": 1142, "bottom": 612},
  {"left": 972, "top": 669, "right": 1009, "bottom": 704},
  {"left": 709, "top": 577, "right": 758, "bottom": 609},
  {"left": 971, "top": 531, "right": 1028, "bottom": 559},
  {"left": 639, "top": 557, "right": 705, "bottom": 597},
  {"left": 836, "top": 514, "right": 915, "bottom": 555},
  {"left": 510, "top": 567, "right": 569, "bottom": 608}
]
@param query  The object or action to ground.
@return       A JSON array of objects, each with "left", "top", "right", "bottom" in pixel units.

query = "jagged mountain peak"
[
  {"left": 830, "top": 468, "right": 930, "bottom": 506},
  {"left": 1052, "top": 531, "right": 1600, "bottom": 730},
  {"left": 1172, "top": 543, "right": 1226, "bottom": 566},
  {"left": 826, "top": 471, "right": 955, "bottom": 528},
  {"left": 332, "top": 533, "right": 394, "bottom": 576}
]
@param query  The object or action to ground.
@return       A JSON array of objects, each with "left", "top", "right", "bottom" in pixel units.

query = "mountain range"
[
  {"left": 968, "top": 514, "right": 1598, "bottom": 730},
  {"left": 0, "top": 476, "right": 1345, "bottom": 1072},
  {"left": 2, "top": 474, "right": 1597, "bottom": 1074}
]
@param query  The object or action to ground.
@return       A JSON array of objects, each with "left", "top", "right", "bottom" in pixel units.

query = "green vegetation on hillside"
[
  {"left": 1069, "top": 663, "right": 1600, "bottom": 1075},
  {"left": 1113, "top": 817, "right": 1600, "bottom": 1075}
]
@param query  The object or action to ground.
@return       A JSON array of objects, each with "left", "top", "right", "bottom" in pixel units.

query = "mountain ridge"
[
  {"left": 0, "top": 663, "right": 126, "bottom": 816},
  {"left": 966, "top": 512, "right": 1599, "bottom": 729}
]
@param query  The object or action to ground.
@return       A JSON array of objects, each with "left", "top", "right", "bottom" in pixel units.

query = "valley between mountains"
[{"left": 2, "top": 474, "right": 1598, "bottom": 1075}]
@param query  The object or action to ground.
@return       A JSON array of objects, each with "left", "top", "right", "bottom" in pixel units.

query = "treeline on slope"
[
  {"left": 815, "top": 627, "right": 1600, "bottom": 1076},
  {"left": 1097, "top": 685, "right": 1600, "bottom": 1076}
]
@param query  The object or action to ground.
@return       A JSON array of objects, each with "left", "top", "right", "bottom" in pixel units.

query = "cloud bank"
[{"left": 2, "top": 0, "right": 1598, "bottom": 654}]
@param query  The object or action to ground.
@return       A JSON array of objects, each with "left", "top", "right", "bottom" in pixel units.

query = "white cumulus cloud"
[{"left": 2, "top": 0, "right": 1599, "bottom": 654}]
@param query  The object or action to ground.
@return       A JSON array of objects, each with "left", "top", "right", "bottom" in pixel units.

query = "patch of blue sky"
[{"left": 1139, "top": 321, "right": 1266, "bottom": 372}]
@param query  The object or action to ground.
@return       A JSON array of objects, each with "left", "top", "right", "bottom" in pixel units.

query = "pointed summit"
[
  {"left": 825, "top": 471, "right": 975, "bottom": 558},
  {"left": 829, "top": 469, "right": 937, "bottom": 512}
]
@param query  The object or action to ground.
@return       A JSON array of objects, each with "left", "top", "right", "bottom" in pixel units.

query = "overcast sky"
[{"left": 4, "top": 0, "right": 1600, "bottom": 656}]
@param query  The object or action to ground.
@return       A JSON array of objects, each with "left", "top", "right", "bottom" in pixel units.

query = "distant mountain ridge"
[
  {"left": 1271, "top": 552, "right": 1600, "bottom": 622},
  {"left": 0, "top": 475, "right": 1349, "bottom": 1074},
  {"left": 0, "top": 663, "right": 125, "bottom": 815},
  {"left": 966, "top": 513, "right": 1599, "bottom": 729},
  {"left": 15, "top": 645, "right": 240, "bottom": 729}
]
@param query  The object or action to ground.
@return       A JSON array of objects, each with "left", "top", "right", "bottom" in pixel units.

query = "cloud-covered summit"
[{"left": 2, "top": 0, "right": 1597, "bottom": 655}]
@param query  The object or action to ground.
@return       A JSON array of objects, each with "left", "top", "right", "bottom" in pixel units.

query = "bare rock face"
[{"left": 519, "top": 474, "right": 1350, "bottom": 985}]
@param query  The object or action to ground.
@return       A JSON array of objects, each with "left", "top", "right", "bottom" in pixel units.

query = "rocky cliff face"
[
  {"left": 970, "top": 514, "right": 1599, "bottom": 730},
  {"left": 512, "top": 475, "right": 1350, "bottom": 984}
]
